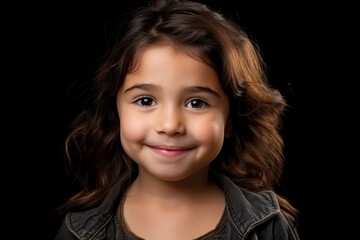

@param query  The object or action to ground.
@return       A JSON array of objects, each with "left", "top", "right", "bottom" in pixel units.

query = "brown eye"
[
  {"left": 186, "top": 99, "right": 208, "bottom": 109},
  {"left": 135, "top": 97, "right": 155, "bottom": 106}
]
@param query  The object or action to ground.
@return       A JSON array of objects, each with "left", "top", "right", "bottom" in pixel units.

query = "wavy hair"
[{"left": 58, "top": 0, "right": 298, "bottom": 226}]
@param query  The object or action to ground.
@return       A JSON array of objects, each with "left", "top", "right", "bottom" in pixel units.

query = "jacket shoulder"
[{"left": 54, "top": 178, "right": 127, "bottom": 240}]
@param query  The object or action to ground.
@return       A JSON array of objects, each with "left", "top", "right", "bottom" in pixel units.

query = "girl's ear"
[{"left": 225, "top": 120, "right": 233, "bottom": 138}]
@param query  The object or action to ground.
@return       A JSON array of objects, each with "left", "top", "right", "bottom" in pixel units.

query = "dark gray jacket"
[{"left": 54, "top": 174, "right": 300, "bottom": 240}]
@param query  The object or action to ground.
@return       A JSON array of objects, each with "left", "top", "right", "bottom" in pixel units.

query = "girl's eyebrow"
[
  {"left": 123, "top": 83, "right": 158, "bottom": 93},
  {"left": 185, "top": 86, "right": 221, "bottom": 98},
  {"left": 124, "top": 83, "right": 220, "bottom": 98}
]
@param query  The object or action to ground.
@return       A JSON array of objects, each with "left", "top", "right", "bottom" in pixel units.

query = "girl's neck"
[
  {"left": 126, "top": 167, "right": 217, "bottom": 203},
  {"left": 122, "top": 167, "right": 225, "bottom": 240}
]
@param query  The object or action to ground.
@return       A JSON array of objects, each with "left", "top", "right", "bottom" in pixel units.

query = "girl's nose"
[{"left": 155, "top": 106, "right": 185, "bottom": 136}]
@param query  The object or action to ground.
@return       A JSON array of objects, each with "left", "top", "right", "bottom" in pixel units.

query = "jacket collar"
[
  {"left": 65, "top": 178, "right": 125, "bottom": 239},
  {"left": 217, "top": 174, "right": 281, "bottom": 237}
]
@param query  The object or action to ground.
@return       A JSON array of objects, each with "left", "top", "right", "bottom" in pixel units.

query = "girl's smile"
[{"left": 146, "top": 144, "right": 196, "bottom": 159}]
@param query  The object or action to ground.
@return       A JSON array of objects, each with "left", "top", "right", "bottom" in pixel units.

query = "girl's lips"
[{"left": 147, "top": 145, "right": 195, "bottom": 158}]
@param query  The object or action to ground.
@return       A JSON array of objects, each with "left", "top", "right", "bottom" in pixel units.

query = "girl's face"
[{"left": 117, "top": 45, "right": 229, "bottom": 182}]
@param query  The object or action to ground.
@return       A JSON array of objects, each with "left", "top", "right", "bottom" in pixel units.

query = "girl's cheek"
[
  {"left": 190, "top": 117, "right": 226, "bottom": 143},
  {"left": 120, "top": 115, "right": 147, "bottom": 142}
]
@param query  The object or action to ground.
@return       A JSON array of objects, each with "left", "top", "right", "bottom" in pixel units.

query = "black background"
[{"left": 5, "top": 0, "right": 352, "bottom": 239}]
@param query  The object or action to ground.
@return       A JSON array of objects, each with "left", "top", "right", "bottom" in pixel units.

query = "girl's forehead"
[
  {"left": 129, "top": 46, "right": 215, "bottom": 78},
  {"left": 133, "top": 43, "right": 211, "bottom": 68}
]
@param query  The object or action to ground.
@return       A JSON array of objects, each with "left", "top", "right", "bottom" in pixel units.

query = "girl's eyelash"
[
  {"left": 133, "top": 96, "right": 156, "bottom": 106},
  {"left": 186, "top": 98, "right": 209, "bottom": 109}
]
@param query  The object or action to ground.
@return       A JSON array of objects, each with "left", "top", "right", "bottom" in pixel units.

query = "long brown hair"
[{"left": 58, "top": 0, "right": 298, "bottom": 226}]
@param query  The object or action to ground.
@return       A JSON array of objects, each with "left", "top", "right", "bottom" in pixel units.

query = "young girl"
[{"left": 55, "top": 0, "right": 299, "bottom": 239}]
